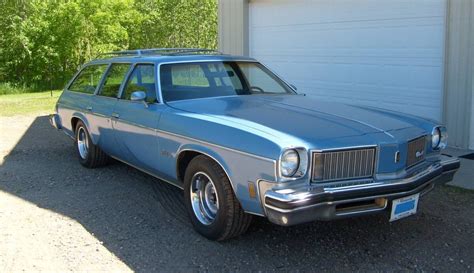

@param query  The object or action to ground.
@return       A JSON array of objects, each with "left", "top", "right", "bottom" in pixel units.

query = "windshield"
[{"left": 160, "top": 61, "right": 296, "bottom": 102}]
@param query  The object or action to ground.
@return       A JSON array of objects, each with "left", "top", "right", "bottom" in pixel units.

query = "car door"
[
  {"left": 112, "top": 63, "right": 164, "bottom": 172},
  {"left": 89, "top": 63, "right": 132, "bottom": 157}
]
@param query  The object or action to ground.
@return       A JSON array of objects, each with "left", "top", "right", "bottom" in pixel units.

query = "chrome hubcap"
[
  {"left": 77, "top": 127, "right": 89, "bottom": 160},
  {"left": 190, "top": 172, "right": 219, "bottom": 225}
]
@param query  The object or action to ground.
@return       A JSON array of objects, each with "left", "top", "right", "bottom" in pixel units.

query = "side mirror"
[{"left": 130, "top": 91, "right": 148, "bottom": 107}]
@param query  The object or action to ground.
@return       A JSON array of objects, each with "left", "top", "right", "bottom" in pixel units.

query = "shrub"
[{"left": 0, "top": 83, "right": 32, "bottom": 95}]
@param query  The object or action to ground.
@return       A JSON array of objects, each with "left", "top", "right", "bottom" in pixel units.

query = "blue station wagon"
[{"left": 50, "top": 48, "right": 460, "bottom": 240}]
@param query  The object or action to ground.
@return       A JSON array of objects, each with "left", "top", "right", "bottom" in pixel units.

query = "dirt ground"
[{"left": 1, "top": 114, "right": 473, "bottom": 272}]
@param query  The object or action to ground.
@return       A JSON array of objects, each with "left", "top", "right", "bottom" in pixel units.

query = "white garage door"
[{"left": 249, "top": 0, "right": 446, "bottom": 121}]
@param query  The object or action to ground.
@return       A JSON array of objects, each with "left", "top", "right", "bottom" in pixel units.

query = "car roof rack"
[{"left": 97, "top": 48, "right": 223, "bottom": 59}]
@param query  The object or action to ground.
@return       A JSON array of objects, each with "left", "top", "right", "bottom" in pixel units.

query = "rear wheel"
[
  {"left": 75, "top": 120, "right": 109, "bottom": 168},
  {"left": 184, "top": 155, "right": 252, "bottom": 241}
]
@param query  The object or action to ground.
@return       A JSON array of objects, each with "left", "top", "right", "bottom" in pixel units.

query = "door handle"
[
  {"left": 85, "top": 106, "right": 93, "bottom": 111},
  {"left": 111, "top": 113, "right": 120, "bottom": 119}
]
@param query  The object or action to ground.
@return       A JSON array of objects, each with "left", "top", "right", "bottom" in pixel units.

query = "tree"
[{"left": 0, "top": 0, "right": 217, "bottom": 90}]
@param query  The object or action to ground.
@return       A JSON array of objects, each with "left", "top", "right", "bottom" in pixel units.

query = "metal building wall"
[
  {"left": 444, "top": 0, "right": 474, "bottom": 149},
  {"left": 218, "top": 0, "right": 474, "bottom": 149},
  {"left": 218, "top": 0, "right": 249, "bottom": 56}
]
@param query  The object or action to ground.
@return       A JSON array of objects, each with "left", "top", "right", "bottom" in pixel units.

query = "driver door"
[{"left": 112, "top": 63, "right": 164, "bottom": 173}]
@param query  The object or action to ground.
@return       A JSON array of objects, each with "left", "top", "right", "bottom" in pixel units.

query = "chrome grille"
[
  {"left": 312, "top": 148, "right": 376, "bottom": 182},
  {"left": 407, "top": 136, "right": 426, "bottom": 167}
]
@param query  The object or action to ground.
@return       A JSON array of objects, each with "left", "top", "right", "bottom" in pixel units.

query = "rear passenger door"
[
  {"left": 90, "top": 63, "right": 131, "bottom": 156},
  {"left": 112, "top": 63, "right": 164, "bottom": 172}
]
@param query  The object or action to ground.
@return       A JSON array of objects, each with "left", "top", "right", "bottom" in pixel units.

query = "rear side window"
[
  {"left": 122, "top": 64, "right": 157, "bottom": 103},
  {"left": 69, "top": 64, "right": 108, "bottom": 94},
  {"left": 98, "top": 63, "right": 131, "bottom": 98}
]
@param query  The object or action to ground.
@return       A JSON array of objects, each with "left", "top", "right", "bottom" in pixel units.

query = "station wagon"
[{"left": 50, "top": 48, "right": 460, "bottom": 240}]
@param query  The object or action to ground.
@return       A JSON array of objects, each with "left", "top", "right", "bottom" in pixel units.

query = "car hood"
[{"left": 167, "top": 95, "right": 428, "bottom": 144}]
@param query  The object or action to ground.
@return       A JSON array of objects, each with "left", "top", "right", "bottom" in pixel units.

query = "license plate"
[{"left": 390, "top": 194, "right": 419, "bottom": 222}]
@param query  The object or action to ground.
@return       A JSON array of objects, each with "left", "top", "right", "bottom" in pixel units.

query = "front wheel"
[{"left": 184, "top": 155, "right": 252, "bottom": 241}]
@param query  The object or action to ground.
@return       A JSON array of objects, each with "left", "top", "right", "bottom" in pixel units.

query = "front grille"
[
  {"left": 312, "top": 147, "right": 376, "bottom": 182},
  {"left": 407, "top": 136, "right": 426, "bottom": 167}
]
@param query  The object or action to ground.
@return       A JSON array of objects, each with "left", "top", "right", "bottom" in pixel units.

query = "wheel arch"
[
  {"left": 176, "top": 145, "right": 237, "bottom": 195},
  {"left": 70, "top": 113, "right": 99, "bottom": 145}
]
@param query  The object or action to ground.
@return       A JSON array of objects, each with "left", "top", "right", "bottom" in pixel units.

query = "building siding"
[
  {"left": 219, "top": 0, "right": 474, "bottom": 149},
  {"left": 218, "top": 0, "right": 248, "bottom": 56},
  {"left": 444, "top": 0, "right": 474, "bottom": 148}
]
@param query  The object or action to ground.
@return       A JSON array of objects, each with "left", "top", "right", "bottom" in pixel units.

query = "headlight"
[
  {"left": 431, "top": 128, "right": 441, "bottom": 148},
  {"left": 431, "top": 126, "right": 448, "bottom": 150},
  {"left": 280, "top": 149, "right": 300, "bottom": 177}
]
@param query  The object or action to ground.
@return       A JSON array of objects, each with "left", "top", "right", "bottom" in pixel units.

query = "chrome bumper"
[
  {"left": 261, "top": 155, "right": 460, "bottom": 226},
  {"left": 49, "top": 113, "right": 62, "bottom": 130}
]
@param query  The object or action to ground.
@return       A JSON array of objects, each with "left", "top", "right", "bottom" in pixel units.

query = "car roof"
[{"left": 86, "top": 48, "right": 256, "bottom": 65}]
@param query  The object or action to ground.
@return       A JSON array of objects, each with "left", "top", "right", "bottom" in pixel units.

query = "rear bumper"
[
  {"left": 49, "top": 113, "right": 62, "bottom": 130},
  {"left": 261, "top": 155, "right": 460, "bottom": 226}
]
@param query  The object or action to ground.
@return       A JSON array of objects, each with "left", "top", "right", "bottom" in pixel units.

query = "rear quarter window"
[{"left": 69, "top": 64, "right": 108, "bottom": 94}]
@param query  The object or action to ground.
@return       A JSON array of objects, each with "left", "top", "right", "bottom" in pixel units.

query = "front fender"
[
  {"left": 177, "top": 144, "right": 235, "bottom": 191},
  {"left": 175, "top": 143, "right": 276, "bottom": 216}
]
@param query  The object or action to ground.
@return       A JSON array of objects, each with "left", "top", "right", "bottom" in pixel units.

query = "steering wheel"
[{"left": 249, "top": 86, "right": 265, "bottom": 93}]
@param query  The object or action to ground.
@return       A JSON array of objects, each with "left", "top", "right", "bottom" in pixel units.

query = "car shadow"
[{"left": 0, "top": 115, "right": 472, "bottom": 272}]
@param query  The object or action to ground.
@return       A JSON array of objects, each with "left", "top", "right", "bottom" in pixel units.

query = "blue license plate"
[{"left": 390, "top": 194, "right": 419, "bottom": 222}]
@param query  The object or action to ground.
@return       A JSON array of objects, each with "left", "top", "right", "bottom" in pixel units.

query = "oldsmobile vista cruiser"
[{"left": 50, "top": 48, "right": 460, "bottom": 241}]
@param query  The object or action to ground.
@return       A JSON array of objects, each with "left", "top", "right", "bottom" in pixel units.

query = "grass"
[
  {"left": 0, "top": 83, "right": 31, "bottom": 95},
  {"left": 0, "top": 90, "right": 62, "bottom": 117}
]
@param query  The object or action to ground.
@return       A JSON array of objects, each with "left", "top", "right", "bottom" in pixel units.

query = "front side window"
[
  {"left": 98, "top": 63, "right": 131, "bottom": 98},
  {"left": 160, "top": 61, "right": 294, "bottom": 102},
  {"left": 171, "top": 64, "right": 210, "bottom": 87},
  {"left": 69, "top": 64, "right": 108, "bottom": 94},
  {"left": 122, "top": 64, "right": 157, "bottom": 103}
]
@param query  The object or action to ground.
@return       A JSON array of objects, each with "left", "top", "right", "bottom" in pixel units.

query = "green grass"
[
  {"left": 0, "top": 83, "right": 31, "bottom": 95},
  {"left": 0, "top": 90, "right": 62, "bottom": 117}
]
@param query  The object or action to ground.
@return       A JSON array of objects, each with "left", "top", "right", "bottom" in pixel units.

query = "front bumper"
[{"left": 261, "top": 154, "right": 460, "bottom": 226}]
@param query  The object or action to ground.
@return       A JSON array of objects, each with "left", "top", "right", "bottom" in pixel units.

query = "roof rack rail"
[{"left": 97, "top": 48, "right": 223, "bottom": 59}]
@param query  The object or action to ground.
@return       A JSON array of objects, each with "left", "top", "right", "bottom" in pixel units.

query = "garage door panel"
[
  {"left": 250, "top": 0, "right": 446, "bottom": 121},
  {"left": 251, "top": 0, "right": 445, "bottom": 27},
  {"left": 252, "top": 20, "right": 443, "bottom": 49},
  {"left": 269, "top": 61, "right": 442, "bottom": 91},
  {"left": 252, "top": 23, "right": 444, "bottom": 59}
]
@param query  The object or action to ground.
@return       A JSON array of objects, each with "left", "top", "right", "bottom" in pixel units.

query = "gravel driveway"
[{"left": 1, "top": 114, "right": 473, "bottom": 272}]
